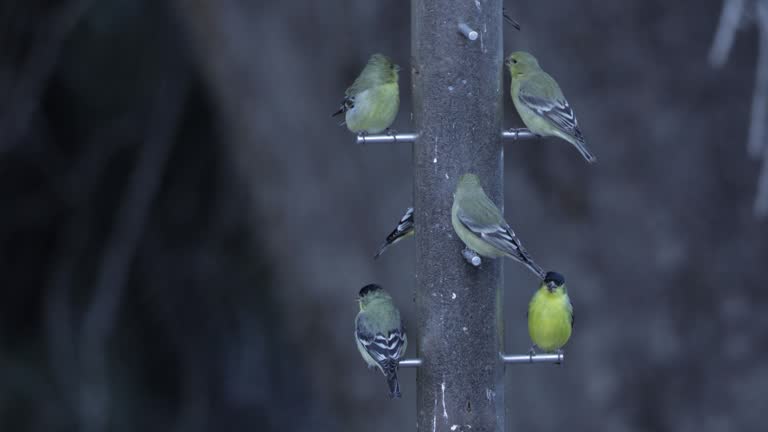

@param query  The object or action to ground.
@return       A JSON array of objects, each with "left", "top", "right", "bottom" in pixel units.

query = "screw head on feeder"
[{"left": 458, "top": 23, "right": 478, "bottom": 41}]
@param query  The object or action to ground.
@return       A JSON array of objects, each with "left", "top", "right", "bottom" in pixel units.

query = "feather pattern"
[
  {"left": 374, "top": 207, "right": 414, "bottom": 258},
  {"left": 518, "top": 75, "right": 583, "bottom": 140},
  {"left": 456, "top": 206, "right": 544, "bottom": 278},
  {"left": 355, "top": 292, "right": 407, "bottom": 398}
]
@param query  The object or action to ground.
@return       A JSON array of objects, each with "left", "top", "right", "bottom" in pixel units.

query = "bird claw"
[
  {"left": 528, "top": 345, "right": 537, "bottom": 361},
  {"left": 555, "top": 348, "right": 564, "bottom": 366},
  {"left": 385, "top": 128, "right": 398, "bottom": 142}
]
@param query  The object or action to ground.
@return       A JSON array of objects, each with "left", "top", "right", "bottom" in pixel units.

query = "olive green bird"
[
  {"left": 506, "top": 51, "right": 596, "bottom": 163},
  {"left": 451, "top": 173, "right": 545, "bottom": 279},
  {"left": 527, "top": 271, "right": 574, "bottom": 354},
  {"left": 374, "top": 207, "right": 414, "bottom": 259},
  {"left": 355, "top": 284, "right": 408, "bottom": 398},
  {"left": 333, "top": 54, "right": 400, "bottom": 134}
]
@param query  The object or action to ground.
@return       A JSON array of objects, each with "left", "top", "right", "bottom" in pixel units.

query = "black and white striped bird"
[
  {"left": 355, "top": 284, "right": 408, "bottom": 398},
  {"left": 374, "top": 207, "right": 414, "bottom": 259}
]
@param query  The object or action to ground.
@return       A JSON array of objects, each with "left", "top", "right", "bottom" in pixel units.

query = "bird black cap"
[
  {"left": 359, "top": 284, "right": 383, "bottom": 298},
  {"left": 544, "top": 271, "right": 565, "bottom": 286}
]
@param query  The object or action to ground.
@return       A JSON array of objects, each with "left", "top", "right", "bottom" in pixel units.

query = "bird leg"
[
  {"left": 385, "top": 128, "right": 398, "bottom": 142},
  {"left": 528, "top": 345, "right": 538, "bottom": 361},
  {"left": 555, "top": 348, "right": 564, "bottom": 367}
]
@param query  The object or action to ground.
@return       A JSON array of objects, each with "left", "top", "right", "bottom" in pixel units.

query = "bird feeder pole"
[
  {"left": 411, "top": 1, "right": 506, "bottom": 431},
  {"left": 358, "top": 2, "right": 564, "bottom": 430}
]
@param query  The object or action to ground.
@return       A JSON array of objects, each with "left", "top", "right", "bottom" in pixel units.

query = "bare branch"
[
  {"left": 709, "top": 0, "right": 746, "bottom": 67},
  {"left": 749, "top": 1, "right": 768, "bottom": 159},
  {"left": 753, "top": 1, "right": 768, "bottom": 216},
  {"left": 76, "top": 71, "right": 189, "bottom": 432},
  {"left": 0, "top": 0, "right": 94, "bottom": 153},
  {"left": 43, "top": 112, "right": 142, "bottom": 413},
  {"left": 44, "top": 217, "right": 88, "bottom": 412},
  {"left": 755, "top": 150, "right": 768, "bottom": 215}
]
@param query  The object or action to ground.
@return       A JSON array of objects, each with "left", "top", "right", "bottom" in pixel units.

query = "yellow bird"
[
  {"left": 527, "top": 271, "right": 573, "bottom": 354},
  {"left": 506, "top": 51, "right": 596, "bottom": 163},
  {"left": 332, "top": 54, "right": 400, "bottom": 134}
]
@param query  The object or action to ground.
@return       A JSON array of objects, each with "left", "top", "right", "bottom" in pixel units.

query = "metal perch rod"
[
  {"left": 355, "top": 129, "right": 538, "bottom": 144},
  {"left": 356, "top": 133, "right": 417, "bottom": 144},
  {"left": 501, "top": 353, "right": 564, "bottom": 365},
  {"left": 399, "top": 353, "right": 564, "bottom": 368},
  {"left": 502, "top": 128, "right": 538, "bottom": 140},
  {"left": 398, "top": 358, "right": 423, "bottom": 368}
]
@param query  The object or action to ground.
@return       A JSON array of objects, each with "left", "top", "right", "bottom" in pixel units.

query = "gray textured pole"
[{"left": 412, "top": 1, "right": 505, "bottom": 431}]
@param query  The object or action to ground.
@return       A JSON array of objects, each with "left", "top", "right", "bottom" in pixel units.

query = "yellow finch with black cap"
[{"left": 527, "top": 271, "right": 574, "bottom": 354}]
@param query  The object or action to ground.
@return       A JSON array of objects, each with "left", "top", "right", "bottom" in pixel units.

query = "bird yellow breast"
[
  {"left": 527, "top": 289, "right": 572, "bottom": 352},
  {"left": 346, "top": 83, "right": 399, "bottom": 134}
]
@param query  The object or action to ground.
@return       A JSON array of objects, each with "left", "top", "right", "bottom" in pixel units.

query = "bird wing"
[
  {"left": 455, "top": 195, "right": 524, "bottom": 258},
  {"left": 332, "top": 95, "right": 354, "bottom": 117},
  {"left": 356, "top": 315, "right": 407, "bottom": 366},
  {"left": 391, "top": 207, "right": 414, "bottom": 239},
  {"left": 346, "top": 70, "right": 378, "bottom": 98},
  {"left": 374, "top": 207, "right": 415, "bottom": 259},
  {"left": 456, "top": 196, "right": 545, "bottom": 278},
  {"left": 518, "top": 74, "right": 584, "bottom": 141}
]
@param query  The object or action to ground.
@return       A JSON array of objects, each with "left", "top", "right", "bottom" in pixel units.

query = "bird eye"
[{"left": 512, "top": 59, "right": 518, "bottom": 64}]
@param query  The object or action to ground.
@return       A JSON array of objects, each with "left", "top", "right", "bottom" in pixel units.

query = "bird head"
[
  {"left": 457, "top": 173, "right": 482, "bottom": 191},
  {"left": 543, "top": 271, "right": 566, "bottom": 293},
  {"left": 367, "top": 54, "right": 400, "bottom": 84},
  {"left": 358, "top": 283, "right": 389, "bottom": 309},
  {"left": 456, "top": 173, "right": 486, "bottom": 200},
  {"left": 505, "top": 51, "right": 540, "bottom": 78}
]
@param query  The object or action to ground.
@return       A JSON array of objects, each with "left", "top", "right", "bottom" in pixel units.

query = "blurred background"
[{"left": 1, "top": 0, "right": 767, "bottom": 431}]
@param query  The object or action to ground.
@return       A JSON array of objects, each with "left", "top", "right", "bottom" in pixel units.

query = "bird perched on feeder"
[
  {"left": 451, "top": 173, "right": 545, "bottom": 278},
  {"left": 355, "top": 284, "right": 408, "bottom": 398},
  {"left": 506, "top": 51, "right": 596, "bottom": 163},
  {"left": 332, "top": 53, "right": 400, "bottom": 135},
  {"left": 527, "top": 271, "right": 574, "bottom": 354},
  {"left": 374, "top": 207, "right": 414, "bottom": 259}
]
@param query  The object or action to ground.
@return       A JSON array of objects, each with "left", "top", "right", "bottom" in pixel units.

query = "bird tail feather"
[
  {"left": 522, "top": 258, "right": 546, "bottom": 280},
  {"left": 571, "top": 132, "right": 596, "bottom": 164},
  {"left": 373, "top": 241, "right": 390, "bottom": 259},
  {"left": 385, "top": 361, "right": 401, "bottom": 399},
  {"left": 517, "top": 248, "right": 546, "bottom": 280},
  {"left": 331, "top": 106, "right": 345, "bottom": 117}
]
